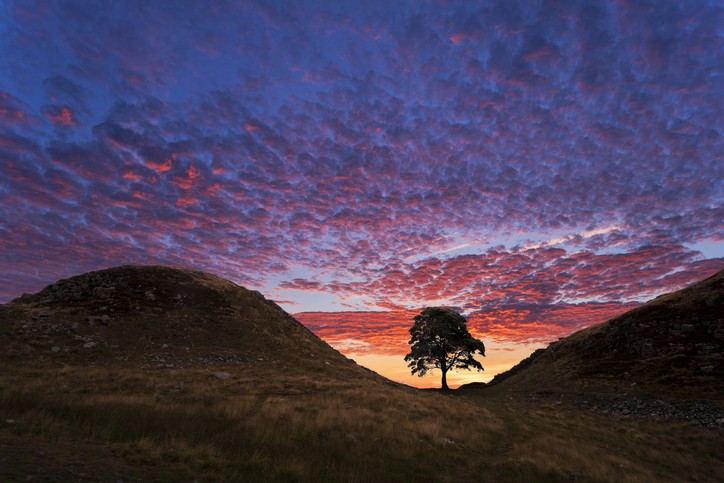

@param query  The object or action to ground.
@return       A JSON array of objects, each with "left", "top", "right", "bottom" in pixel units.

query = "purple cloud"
[{"left": 0, "top": 2, "right": 721, "bottom": 375}]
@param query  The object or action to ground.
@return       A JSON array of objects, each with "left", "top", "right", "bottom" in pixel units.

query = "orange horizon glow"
[
  {"left": 343, "top": 340, "right": 540, "bottom": 389},
  {"left": 295, "top": 305, "right": 633, "bottom": 388}
]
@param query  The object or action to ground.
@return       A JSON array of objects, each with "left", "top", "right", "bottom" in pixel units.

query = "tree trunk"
[{"left": 440, "top": 355, "right": 449, "bottom": 390}]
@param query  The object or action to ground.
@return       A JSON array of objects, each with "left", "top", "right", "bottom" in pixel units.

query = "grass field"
[{"left": 2, "top": 364, "right": 722, "bottom": 482}]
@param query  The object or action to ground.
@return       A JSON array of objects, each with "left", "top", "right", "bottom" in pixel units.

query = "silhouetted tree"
[{"left": 404, "top": 307, "right": 485, "bottom": 390}]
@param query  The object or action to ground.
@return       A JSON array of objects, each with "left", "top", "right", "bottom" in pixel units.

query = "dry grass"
[
  {"left": 0, "top": 366, "right": 503, "bottom": 481},
  {"left": 2, "top": 364, "right": 721, "bottom": 482},
  {"left": 467, "top": 385, "right": 724, "bottom": 483}
]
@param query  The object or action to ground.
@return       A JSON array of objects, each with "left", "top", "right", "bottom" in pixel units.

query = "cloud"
[
  {"left": 0, "top": 92, "right": 33, "bottom": 126},
  {"left": 0, "top": 0, "right": 721, "bottom": 366},
  {"left": 296, "top": 311, "right": 416, "bottom": 356},
  {"left": 43, "top": 75, "right": 86, "bottom": 110},
  {"left": 42, "top": 105, "right": 77, "bottom": 127}
]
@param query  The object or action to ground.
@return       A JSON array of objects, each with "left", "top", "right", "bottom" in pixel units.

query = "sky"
[{"left": 1, "top": 0, "right": 722, "bottom": 388}]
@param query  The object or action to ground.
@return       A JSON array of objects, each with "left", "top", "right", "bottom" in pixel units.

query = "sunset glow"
[{"left": 1, "top": 1, "right": 722, "bottom": 387}]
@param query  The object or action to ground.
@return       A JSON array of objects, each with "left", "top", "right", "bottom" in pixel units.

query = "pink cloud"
[{"left": 43, "top": 105, "right": 77, "bottom": 126}]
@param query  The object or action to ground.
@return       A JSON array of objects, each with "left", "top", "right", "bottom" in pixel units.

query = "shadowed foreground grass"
[
  {"left": 464, "top": 384, "right": 724, "bottom": 482},
  {"left": 1, "top": 366, "right": 722, "bottom": 482},
  {"left": 0, "top": 367, "right": 724, "bottom": 481},
  {"left": 0, "top": 366, "right": 502, "bottom": 482}
]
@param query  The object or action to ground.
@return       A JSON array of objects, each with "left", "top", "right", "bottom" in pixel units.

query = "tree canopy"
[{"left": 404, "top": 307, "right": 485, "bottom": 390}]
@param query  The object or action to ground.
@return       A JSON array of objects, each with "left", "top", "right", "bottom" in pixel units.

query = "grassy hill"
[
  {"left": 3, "top": 265, "right": 351, "bottom": 369},
  {"left": 464, "top": 269, "right": 724, "bottom": 401},
  {"left": 1, "top": 266, "right": 722, "bottom": 481}
]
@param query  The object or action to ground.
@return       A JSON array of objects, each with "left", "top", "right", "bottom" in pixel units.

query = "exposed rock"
[
  {"left": 573, "top": 394, "right": 724, "bottom": 429},
  {"left": 214, "top": 372, "right": 231, "bottom": 380},
  {"left": 43, "top": 323, "right": 65, "bottom": 335},
  {"left": 82, "top": 342, "right": 97, "bottom": 349}
]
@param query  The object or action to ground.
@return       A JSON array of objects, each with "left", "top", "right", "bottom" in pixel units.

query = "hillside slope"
[
  {"left": 1, "top": 265, "right": 360, "bottom": 376},
  {"left": 469, "top": 269, "right": 724, "bottom": 400}
]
